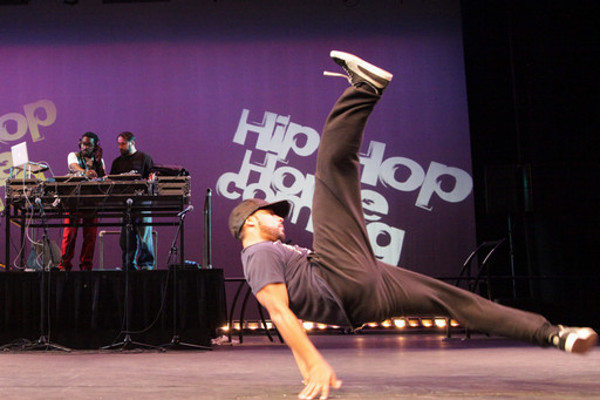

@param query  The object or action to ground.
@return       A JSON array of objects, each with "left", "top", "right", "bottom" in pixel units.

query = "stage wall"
[{"left": 0, "top": 0, "right": 474, "bottom": 278}]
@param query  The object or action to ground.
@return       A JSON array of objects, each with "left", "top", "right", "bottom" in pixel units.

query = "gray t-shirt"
[{"left": 241, "top": 241, "right": 352, "bottom": 327}]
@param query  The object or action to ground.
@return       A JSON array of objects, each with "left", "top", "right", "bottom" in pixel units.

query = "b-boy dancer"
[{"left": 228, "top": 51, "right": 598, "bottom": 400}]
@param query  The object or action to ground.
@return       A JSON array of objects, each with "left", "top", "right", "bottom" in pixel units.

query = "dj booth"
[
  {"left": 4, "top": 175, "right": 191, "bottom": 269},
  {"left": 2, "top": 176, "right": 227, "bottom": 349}
]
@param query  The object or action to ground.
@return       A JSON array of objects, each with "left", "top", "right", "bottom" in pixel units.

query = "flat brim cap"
[{"left": 228, "top": 198, "right": 291, "bottom": 239}]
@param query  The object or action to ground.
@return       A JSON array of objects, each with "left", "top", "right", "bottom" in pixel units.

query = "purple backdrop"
[{"left": 1, "top": 0, "right": 474, "bottom": 277}]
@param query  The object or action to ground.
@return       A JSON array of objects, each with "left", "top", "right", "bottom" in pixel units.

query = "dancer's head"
[{"left": 229, "top": 199, "right": 290, "bottom": 245}]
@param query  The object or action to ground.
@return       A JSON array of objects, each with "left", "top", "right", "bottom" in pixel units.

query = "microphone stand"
[
  {"left": 102, "top": 198, "right": 161, "bottom": 351},
  {"left": 203, "top": 189, "right": 213, "bottom": 269},
  {"left": 161, "top": 206, "right": 210, "bottom": 350},
  {"left": 26, "top": 198, "right": 71, "bottom": 352}
]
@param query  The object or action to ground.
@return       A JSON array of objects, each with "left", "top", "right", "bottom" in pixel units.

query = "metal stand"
[
  {"left": 101, "top": 199, "right": 162, "bottom": 351},
  {"left": 203, "top": 188, "right": 213, "bottom": 269},
  {"left": 506, "top": 213, "right": 518, "bottom": 299},
  {"left": 161, "top": 206, "right": 211, "bottom": 351},
  {"left": 23, "top": 199, "right": 71, "bottom": 352}
]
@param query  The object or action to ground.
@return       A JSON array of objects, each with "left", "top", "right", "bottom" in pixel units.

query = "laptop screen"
[{"left": 10, "top": 141, "right": 29, "bottom": 167}]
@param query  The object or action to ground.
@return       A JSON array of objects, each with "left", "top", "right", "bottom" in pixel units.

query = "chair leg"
[
  {"left": 256, "top": 300, "right": 274, "bottom": 343},
  {"left": 226, "top": 278, "right": 284, "bottom": 344},
  {"left": 227, "top": 280, "right": 246, "bottom": 343},
  {"left": 238, "top": 286, "right": 253, "bottom": 344}
]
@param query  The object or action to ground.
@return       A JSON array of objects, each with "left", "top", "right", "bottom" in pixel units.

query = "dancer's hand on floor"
[{"left": 298, "top": 359, "right": 342, "bottom": 400}]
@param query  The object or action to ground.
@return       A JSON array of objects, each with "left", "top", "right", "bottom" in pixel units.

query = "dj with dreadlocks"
[{"left": 58, "top": 131, "right": 106, "bottom": 271}]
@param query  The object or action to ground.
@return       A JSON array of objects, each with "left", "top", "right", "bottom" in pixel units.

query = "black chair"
[
  {"left": 225, "top": 278, "right": 283, "bottom": 344},
  {"left": 446, "top": 239, "right": 506, "bottom": 339}
]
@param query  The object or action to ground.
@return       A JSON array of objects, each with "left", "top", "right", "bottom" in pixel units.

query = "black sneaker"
[
  {"left": 324, "top": 50, "right": 393, "bottom": 94},
  {"left": 552, "top": 325, "right": 598, "bottom": 354}
]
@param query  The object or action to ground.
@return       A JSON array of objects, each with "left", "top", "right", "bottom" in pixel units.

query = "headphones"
[{"left": 79, "top": 132, "right": 100, "bottom": 148}]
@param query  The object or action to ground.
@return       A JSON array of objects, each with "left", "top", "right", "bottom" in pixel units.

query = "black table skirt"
[{"left": 0, "top": 269, "right": 226, "bottom": 349}]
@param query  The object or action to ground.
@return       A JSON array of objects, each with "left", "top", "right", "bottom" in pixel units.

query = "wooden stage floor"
[{"left": 1, "top": 332, "right": 598, "bottom": 399}]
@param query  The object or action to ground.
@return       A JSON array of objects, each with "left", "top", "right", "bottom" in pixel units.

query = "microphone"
[
  {"left": 126, "top": 198, "right": 133, "bottom": 207},
  {"left": 35, "top": 197, "right": 45, "bottom": 216},
  {"left": 177, "top": 205, "right": 194, "bottom": 218}
]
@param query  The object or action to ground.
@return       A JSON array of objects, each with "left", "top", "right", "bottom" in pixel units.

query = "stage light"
[
  {"left": 226, "top": 316, "right": 460, "bottom": 335},
  {"left": 434, "top": 318, "right": 448, "bottom": 328},
  {"left": 381, "top": 319, "right": 393, "bottom": 328},
  {"left": 393, "top": 318, "right": 407, "bottom": 328},
  {"left": 421, "top": 318, "right": 433, "bottom": 328},
  {"left": 302, "top": 322, "right": 314, "bottom": 330}
]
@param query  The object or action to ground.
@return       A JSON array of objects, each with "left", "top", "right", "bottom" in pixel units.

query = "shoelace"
[
  {"left": 323, "top": 71, "right": 352, "bottom": 83},
  {"left": 323, "top": 70, "right": 381, "bottom": 95}
]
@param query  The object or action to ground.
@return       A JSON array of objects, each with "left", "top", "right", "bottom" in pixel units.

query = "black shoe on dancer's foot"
[
  {"left": 324, "top": 50, "right": 393, "bottom": 95},
  {"left": 550, "top": 325, "right": 598, "bottom": 354}
]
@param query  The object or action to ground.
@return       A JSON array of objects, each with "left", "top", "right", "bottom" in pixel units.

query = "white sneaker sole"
[
  {"left": 330, "top": 50, "right": 393, "bottom": 85},
  {"left": 566, "top": 328, "right": 598, "bottom": 354}
]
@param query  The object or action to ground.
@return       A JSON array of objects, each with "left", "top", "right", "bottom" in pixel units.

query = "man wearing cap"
[{"left": 229, "top": 51, "right": 598, "bottom": 400}]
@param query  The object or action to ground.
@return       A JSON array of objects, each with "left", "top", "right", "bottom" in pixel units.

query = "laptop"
[
  {"left": 10, "top": 141, "right": 49, "bottom": 177},
  {"left": 11, "top": 141, "right": 29, "bottom": 167}
]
